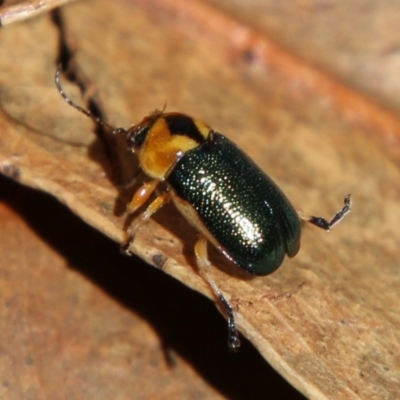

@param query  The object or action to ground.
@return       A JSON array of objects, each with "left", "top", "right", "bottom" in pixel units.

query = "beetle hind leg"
[
  {"left": 194, "top": 235, "right": 241, "bottom": 352},
  {"left": 298, "top": 194, "right": 352, "bottom": 231}
]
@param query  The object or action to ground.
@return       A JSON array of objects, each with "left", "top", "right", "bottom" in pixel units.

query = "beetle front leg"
[
  {"left": 194, "top": 235, "right": 241, "bottom": 352},
  {"left": 126, "top": 179, "right": 160, "bottom": 214},
  {"left": 123, "top": 190, "right": 170, "bottom": 254},
  {"left": 298, "top": 194, "right": 351, "bottom": 231}
]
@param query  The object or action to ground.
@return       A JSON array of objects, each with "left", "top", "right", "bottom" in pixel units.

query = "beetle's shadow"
[{"left": 87, "top": 132, "right": 141, "bottom": 217}]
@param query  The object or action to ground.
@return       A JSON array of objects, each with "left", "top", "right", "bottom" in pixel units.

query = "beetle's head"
[{"left": 126, "top": 110, "right": 164, "bottom": 152}]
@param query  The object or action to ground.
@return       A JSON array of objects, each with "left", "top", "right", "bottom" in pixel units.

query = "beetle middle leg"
[
  {"left": 195, "top": 235, "right": 241, "bottom": 352},
  {"left": 298, "top": 194, "right": 352, "bottom": 231}
]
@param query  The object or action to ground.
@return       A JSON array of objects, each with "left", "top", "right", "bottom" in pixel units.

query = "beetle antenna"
[{"left": 55, "top": 65, "right": 127, "bottom": 135}]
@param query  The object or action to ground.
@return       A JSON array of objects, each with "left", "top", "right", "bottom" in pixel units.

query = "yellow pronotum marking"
[
  {"left": 139, "top": 116, "right": 210, "bottom": 179},
  {"left": 194, "top": 119, "right": 212, "bottom": 139}
]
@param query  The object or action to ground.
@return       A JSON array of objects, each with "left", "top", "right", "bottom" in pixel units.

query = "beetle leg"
[
  {"left": 127, "top": 179, "right": 160, "bottom": 214},
  {"left": 194, "top": 235, "right": 241, "bottom": 352},
  {"left": 298, "top": 194, "right": 352, "bottom": 231},
  {"left": 123, "top": 191, "right": 170, "bottom": 253}
]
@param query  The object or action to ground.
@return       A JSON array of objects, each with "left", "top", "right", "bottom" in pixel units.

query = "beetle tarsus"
[
  {"left": 218, "top": 294, "right": 241, "bottom": 351},
  {"left": 299, "top": 194, "right": 351, "bottom": 231},
  {"left": 228, "top": 324, "right": 241, "bottom": 352},
  {"left": 194, "top": 235, "right": 241, "bottom": 350},
  {"left": 121, "top": 234, "right": 134, "bottom": 255}
]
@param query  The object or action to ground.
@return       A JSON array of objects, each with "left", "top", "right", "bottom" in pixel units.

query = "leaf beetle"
[{"left": 55, "top": 66, "right": 351, "bottom": 351}]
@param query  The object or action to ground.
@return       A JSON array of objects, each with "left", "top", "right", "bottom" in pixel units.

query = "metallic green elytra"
[{"left": 167, "top": 132, "right": 302, "bottom": 275}]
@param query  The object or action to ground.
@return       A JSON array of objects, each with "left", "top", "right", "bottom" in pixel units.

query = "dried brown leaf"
[{"left": 0, "top": 0, "right": 399, "bottom": 399}]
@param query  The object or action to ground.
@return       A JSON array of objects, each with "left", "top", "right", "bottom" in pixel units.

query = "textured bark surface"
[{"left": 0, "top": 0, "right": 399, "bottom": 399}]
